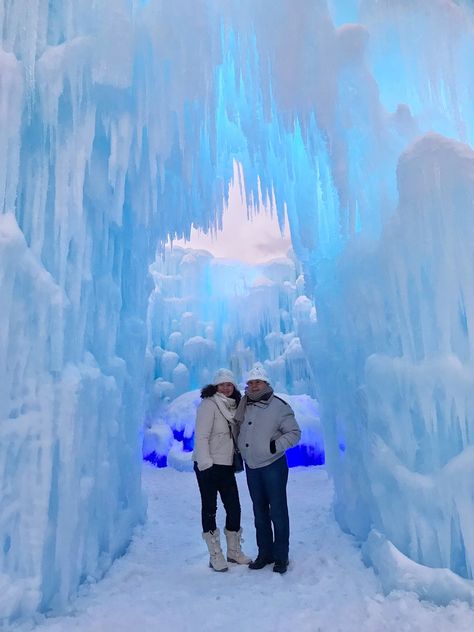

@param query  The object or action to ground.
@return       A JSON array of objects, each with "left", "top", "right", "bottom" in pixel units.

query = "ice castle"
[{"left": 2, "top": 0, "right": 474, "bottom": 622}]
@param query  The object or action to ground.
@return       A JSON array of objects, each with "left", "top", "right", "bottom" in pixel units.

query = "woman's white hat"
[
  {"left": 246, "top": 363, "right": 270, "bottom": 384},
  {"left": 213, "top": 368, "right": 237, "bottom": 386}
]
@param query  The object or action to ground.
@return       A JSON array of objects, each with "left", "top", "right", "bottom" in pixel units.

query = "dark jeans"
[
  {"left": 194, "top": 463, "right": 241, "bottom": 533},
  {"left": 245, "top": 456, "right": 289, "bottom": 562}
]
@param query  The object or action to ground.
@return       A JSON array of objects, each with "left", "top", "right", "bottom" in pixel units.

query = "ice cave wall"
[
  {"left": 301, "top": 134, "right": 474, "bottom": 583},
  {"left": 0, "top": 0, "right": 224, "bottom": 620},
  {"left": 216, "top": 0, "right": 474, "bottom": 592}
]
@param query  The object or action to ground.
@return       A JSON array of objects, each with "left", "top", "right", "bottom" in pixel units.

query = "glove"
[{"left": 270, "top": 440, "right": 276, "bottom": 454}]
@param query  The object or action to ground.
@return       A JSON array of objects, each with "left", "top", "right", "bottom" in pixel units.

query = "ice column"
[
  {"left": 0, "top": 0, "right": 221, "bottom": 621},
  {"left": 302, "top": 134, "right": 474, "bottom": 598}
]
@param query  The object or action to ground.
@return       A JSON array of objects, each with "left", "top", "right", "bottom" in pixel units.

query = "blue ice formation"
[
  {"left": 143, "top": 389, "right": 323, "bottom": 471},
  {"left": 146, "top": 247, "right": 315, "bottom": 398},
  {"left": 2, "top": 0, "right": 474, "bottom": 622}
]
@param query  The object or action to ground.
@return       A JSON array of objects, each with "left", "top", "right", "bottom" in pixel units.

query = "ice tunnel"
[
  {"left": 2, "top": 0, "right": 474, "bottom": 622},
  {"left": 142, "top": 165, "right": 324, "bottom": 471}
]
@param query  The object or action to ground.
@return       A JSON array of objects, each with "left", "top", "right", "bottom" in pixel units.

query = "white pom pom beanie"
[
  {"left": 213, "top": 368, "right": 237, "bottom": 387},
  {"left": 246, "top": 363, "right": 270, "bottom": 384}
]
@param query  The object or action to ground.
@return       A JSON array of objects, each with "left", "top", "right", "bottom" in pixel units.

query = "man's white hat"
[
  {"left": 213, "top": 368, "right": 237, "bottom": 386},
  {"left": 246, "top": 363, "right": 270, "bottom": 384}
]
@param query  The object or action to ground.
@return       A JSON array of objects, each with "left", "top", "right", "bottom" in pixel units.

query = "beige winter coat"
[{"left": 192, "top": 395, "right": 236, "bottom": 471}]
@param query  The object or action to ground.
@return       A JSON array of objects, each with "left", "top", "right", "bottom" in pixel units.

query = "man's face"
[{"left": 247, "top": 379, "right": 267, "bottom": 394}]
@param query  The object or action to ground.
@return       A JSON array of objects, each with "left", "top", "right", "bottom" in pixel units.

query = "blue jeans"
[{"left": 245, "top": 456, "right": 289, "bottom": 561}]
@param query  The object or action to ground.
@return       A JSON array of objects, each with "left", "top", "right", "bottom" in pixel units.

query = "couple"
[{"left": 192, "top": 364, "right": 301, "bottom": 575}]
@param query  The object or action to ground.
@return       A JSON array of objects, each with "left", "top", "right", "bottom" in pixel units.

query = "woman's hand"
[{"left": 199, "top": 464, "right": 214, "bottom": 477}]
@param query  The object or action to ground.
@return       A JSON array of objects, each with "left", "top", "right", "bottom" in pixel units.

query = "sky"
[{"left": 171, "top": 164, "right": 292, "bottom": 264}]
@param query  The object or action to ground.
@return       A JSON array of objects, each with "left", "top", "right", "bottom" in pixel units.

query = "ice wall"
[
  {"left": 296, "top": 3, "right": 474, "bottom": 604},
  {"left": 0, "top": 1, "right": 223, "bottom": 622},
  {"left": 213, "top": 0, "right": 474, "bottom": 602},
  {"left": 301, "top": 133, "right": 474, "bottom": 600}
]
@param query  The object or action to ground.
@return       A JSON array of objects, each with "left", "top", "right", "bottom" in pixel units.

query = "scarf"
[
  {"left": 212, "top": 392, "right": 237, "bottom": 424},
  {"left": 234, "top": 384, "right": 274, "bottom": 424}
]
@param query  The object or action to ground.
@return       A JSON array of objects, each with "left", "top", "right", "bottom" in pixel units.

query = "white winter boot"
[
  {"left": 202, "top": 529, "right": 228, "bottom": 572},
  {"left": 224, "top": 528, "right": 252, "bottom": 564}
]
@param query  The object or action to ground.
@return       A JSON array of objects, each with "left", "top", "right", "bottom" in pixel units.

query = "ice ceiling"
[{"left": 2, "top": 0, "right": 474, "bottom": 621}]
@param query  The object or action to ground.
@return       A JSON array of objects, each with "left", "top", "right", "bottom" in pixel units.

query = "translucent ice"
[
  {"left": 301, "top": 134, "right": 474, "bottom": 592},
  {"left": 146, "top": 247, "right": 315, "bottom": 399}
]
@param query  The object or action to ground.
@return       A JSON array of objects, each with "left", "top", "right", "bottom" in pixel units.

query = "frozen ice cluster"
[
  {"left": 2, "top": 0, "right": 474, "bottom": 622},
  {"left": 0, "top": 0, "right": 223, "bottom": 622},
  {"left": 143, "top": 389, "right": 323, "bottom": 471},
  {"left": 146, "top": 246, "right": 315, "bottom": 404},
  {"left": 301, "top": 133, "right": 474, "bottom": 604}
]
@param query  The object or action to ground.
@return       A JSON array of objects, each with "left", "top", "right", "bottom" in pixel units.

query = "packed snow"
[{"left": 13, "top": 464, "right": 474, "bottom": 632}]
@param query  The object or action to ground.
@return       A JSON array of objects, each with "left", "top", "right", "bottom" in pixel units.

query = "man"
[{"left": 235, "top": 363, "right": 301, "bottom": 574}]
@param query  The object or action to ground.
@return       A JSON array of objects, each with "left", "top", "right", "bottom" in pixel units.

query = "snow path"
[{"left": 20, "top": 465, "right": 474, "bottom": 632}]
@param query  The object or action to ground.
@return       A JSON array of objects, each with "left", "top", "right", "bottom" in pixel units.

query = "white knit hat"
[
  {"left": 213, "top": 368, "right": 237, "bottom": 386},
  {"left": 246, "top": 363, "right": 270, "bottom": 384}
]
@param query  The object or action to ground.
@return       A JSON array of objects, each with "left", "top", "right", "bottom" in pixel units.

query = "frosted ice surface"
[
  {"left": 302, "top": 134, "right": 474, "bottom": 591},
  {"left": 166, "top": 442, "right": 194, "bottom": 472},
  {"left": 142, "top": 424, "right": 174, "bottom": 462},
  {"left": 160, "top": 351, "right": 180, "bottom": 381},
  {"left": 362, "top": 530, "right": 474, "bottom": 607}
]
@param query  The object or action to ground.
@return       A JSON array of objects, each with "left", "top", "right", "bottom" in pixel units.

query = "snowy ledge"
[{"left": 362, "top": 530, "right": 474, "bottom": 607}]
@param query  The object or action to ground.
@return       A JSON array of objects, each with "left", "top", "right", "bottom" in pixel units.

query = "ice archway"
[{"left": 2, "top": 0, "right": 474, "bottom": 621}]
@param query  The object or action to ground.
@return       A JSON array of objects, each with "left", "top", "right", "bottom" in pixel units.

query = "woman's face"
[{"left": 217, "top": 382, "right": 235, "bottom": 397}]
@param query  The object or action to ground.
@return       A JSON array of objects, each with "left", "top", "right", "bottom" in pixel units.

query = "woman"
[{"left": 193, "top": 368, "right": 251, "bottom": 572}]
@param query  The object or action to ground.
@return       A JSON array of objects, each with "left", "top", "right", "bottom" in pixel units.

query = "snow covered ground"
[{"left": 16, "top": 465, "right": 474, "bottom": 632}]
